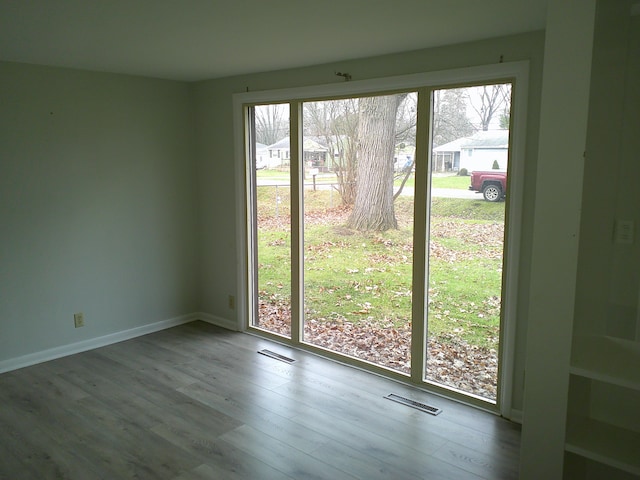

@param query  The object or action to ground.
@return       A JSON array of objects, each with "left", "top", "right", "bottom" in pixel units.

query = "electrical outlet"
[
  {"left": 74, "top": 312, "right": 84, "bottom": 328},
  {"left": 228, "top": 295, "right": 235, "bottom": 310}
]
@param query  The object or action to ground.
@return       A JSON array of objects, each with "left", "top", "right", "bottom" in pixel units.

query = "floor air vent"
[
  {"left": 384, "top": 393, "right": 442, "bottom": 416},
  {"left": 257, "top": 349, "right": 296, "bottom": 364}
]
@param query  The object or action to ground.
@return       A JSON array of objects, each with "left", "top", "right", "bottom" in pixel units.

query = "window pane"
[
  {"left": 425, "top": 84, "right": 511, "bottom": 401},
  {"left": 302, "top": 93, "right": 417, "bottom": 374},
  {"left": 252, "top": 104, "right": 291, "bottom": 337}
]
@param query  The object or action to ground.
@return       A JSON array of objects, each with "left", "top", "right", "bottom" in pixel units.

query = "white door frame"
[{"left": 232, "top": 61, "right": 529, "bottom": 419}]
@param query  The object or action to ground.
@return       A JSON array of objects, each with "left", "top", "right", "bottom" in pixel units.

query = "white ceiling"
[{"left": 0, "top": 0, "right": 549, "bottom": 82}]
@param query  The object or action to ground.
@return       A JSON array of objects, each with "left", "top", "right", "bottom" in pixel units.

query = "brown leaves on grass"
[
  {"left": 258, "top": 205, "right": 351, "bottom": 230},
  {"left": 257, "top": 296, "right": 498, "bottom": 400},
  {"left": 431, "top": 220, "right": 504, "bottom": 246},
  {"left": 256, "top": 205, "right": 502, "bottom": 401},
  {"left": 430, "top": 220, "right": 504, "bottom": 262},
  {"left": 427, "top": 333, "right": 498, "bottom": 400}
]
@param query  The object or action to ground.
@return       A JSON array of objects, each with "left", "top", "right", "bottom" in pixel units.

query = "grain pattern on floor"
[{"left": 0, "top": 321, "right": 520, "bottom": 479}]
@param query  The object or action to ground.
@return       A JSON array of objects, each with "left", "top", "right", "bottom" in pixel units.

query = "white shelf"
[
  {"left": 565, "top": 416, "right": 640, "bottom": 476},
  {"left": 570, "top": 335, "right": 640, "bottom": 390}
]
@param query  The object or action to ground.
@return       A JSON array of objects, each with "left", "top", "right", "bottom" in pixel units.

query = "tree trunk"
[{"left": 347, "top": 95, "right": 401, "bottom": 231}]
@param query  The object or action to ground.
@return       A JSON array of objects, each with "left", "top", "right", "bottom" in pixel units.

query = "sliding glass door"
[{"left": 243, "top": 75, "right": 517, "bottom": 407}]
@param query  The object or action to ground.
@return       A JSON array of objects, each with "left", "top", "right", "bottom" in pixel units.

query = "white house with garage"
[{"left": 433, "top": 129, "right": 509, "bottom": 172}]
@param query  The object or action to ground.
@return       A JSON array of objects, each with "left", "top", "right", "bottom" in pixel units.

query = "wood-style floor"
[{"left": 0, "top": 321, "right": 520, "bottom": 479}]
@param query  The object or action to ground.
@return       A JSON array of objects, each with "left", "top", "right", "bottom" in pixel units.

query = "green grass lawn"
[
  {"left": 430, "top": 197, "right": 503, "bottom": 221},
  {"left": 431, "top": 174, "right": 470, "bottom": 189},
  {"left": 256, "top": 188, "right": 505, "bottom": 348},
  {"left": 394, "top": 172, "right": 470, "bottom": 189},
  {"left": 256, "top": 169, "right": 290, "bottom": 179}
]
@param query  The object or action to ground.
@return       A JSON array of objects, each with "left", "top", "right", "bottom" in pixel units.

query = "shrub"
[
  {"left": 492, "top": 160, "right": 500, "bottom": 170},
  {"left": 458, "top": 168, "right": 468, "bottom": 176}
]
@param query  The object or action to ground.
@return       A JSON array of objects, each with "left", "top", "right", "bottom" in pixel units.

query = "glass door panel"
[
  {"left": 425, "top": 84, "right": 512, "bottom": 401},
  {"left": 301, "top": 93, "right": 417, "bottom": 374},
  {"left": 251, "top": 103, "right": 292, "bottom": 337}
]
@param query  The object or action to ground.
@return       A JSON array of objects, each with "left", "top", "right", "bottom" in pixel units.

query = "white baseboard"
[
  {"left": 509, "top": 408, "right": 523, "bottom": 424},
  {"left": 0, "top": 313, "right": 199, "bottom": 374},
  {"left": 196, "top": 312, "right": 238, "bottom": 331}
]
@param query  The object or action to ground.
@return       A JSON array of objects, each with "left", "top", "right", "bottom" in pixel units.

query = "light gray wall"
[
  {"left": 0, "top": 62, "right": 198, "bottom": 362},
  {"left": 604, "top": 13, "right": 640, "bottom": 339},
  {"left": 193, "top": 31, "right": 546, "bottom": 413},
  {"left": 575, "top": 4, "right": 639, "bottom": 339}
]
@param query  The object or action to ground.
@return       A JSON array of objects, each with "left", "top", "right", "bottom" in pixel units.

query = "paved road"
[{"left": 256, "top": 179, "right": 480, "bottom": 200}]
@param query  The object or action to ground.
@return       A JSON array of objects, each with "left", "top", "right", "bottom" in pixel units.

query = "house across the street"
[
  {"left": 433, "top": 129, "right": 509, "bottom": 172},
  {"left": 260, "top": 137, "right": 329, "bottom": 170}
]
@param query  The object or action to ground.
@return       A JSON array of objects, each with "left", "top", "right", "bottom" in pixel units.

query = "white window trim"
[{"left": 232, "top": 61, "right": 529, "bottom": 420}]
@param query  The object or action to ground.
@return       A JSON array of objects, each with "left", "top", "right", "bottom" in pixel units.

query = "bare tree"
[
  {"left": 432, "top": 88, "right": 475, "bottom": 146},
  {"left": 347, "top": 95, "right": 405, "bottom": 231},
  {"left": 498, "top": 85, "right": 513, "bottom": 129},
  {"left": 304, "top": 99, "right": 359, "bottom": 205},
  {"left": 394, "top": 93, "right": 417, "bottom": 147},
  {"left": 300, "top": 88, "right": 482, "bottom": 230},
  {"left": 255, "top": 104, "right": 288, "bottom": 145},
  {"left": 393, "top": 158, "right": 414, "bottom": 200},
  {"left": 390, "top": 93, "right": 418, "bottom": 198},
  {"left": 468, "top": 84, "right": 510, "bottom": 131}
]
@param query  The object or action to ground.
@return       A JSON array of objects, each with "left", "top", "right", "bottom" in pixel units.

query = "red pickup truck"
[{"left": 468, "top": 170, "right": 507, "bottom": 202}]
